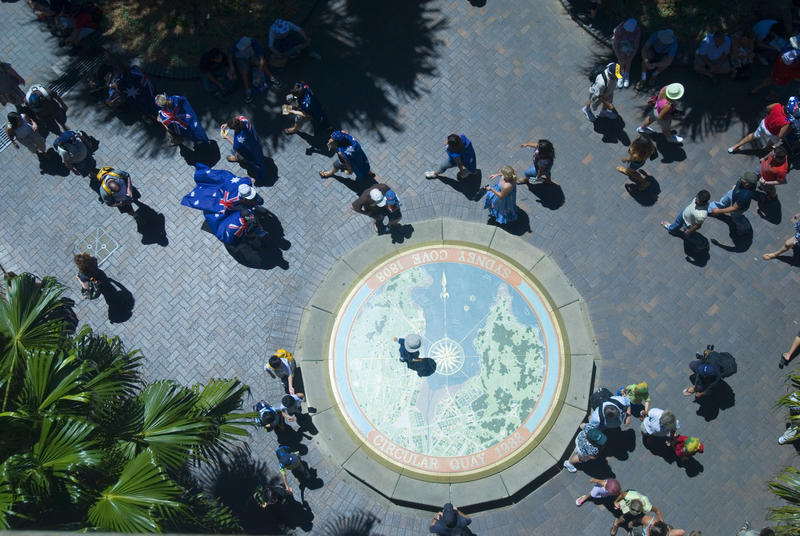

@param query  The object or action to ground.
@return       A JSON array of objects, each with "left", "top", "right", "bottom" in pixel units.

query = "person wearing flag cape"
[
  {"left": 220, "top": 115, "right": 267, "bottom": 183},
  {"left": 155, "top": 93, "right": 209, "bottom": 147}
]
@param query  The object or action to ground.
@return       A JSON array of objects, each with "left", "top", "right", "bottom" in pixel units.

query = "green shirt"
[
  {"left": 620, "top": 490, "right": 652, "bottom": 515},
  {"left": 625, "top": 384, "right": 651, "bottom": 404}
]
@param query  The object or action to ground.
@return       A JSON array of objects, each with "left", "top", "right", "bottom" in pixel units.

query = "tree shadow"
[
  {"left": 593, "top": 115, "right": 631, "bottom": 146},
  {"left": 528, "top": 182, "right": 565, "bottom": 210},
  {"left": 408, "top": 357, "right": 437, "bottom": 377},
  {"left": 683, "top": 232, "right": 710, "bottom": 267},
  {"left": 435, "top": 170, "right": 482, "bottom": 201},
  {"left": 693, "top": 381, "right": 736, "bottom": 422},
  {"left": 709, "top": 214, "right": 753, "bottom": 253},
  {"left": 624, "top": 175, "right": 661, "bottom": 207},
  {"left": 223, "top": 208, "right": 290, "bottom": 270},
  {"left": 99, "top": 277, "right": 135, "bottom": 324},
  {"left": 756, "top": 197, "right": 782, "bottom": 225},
  {"left": 320, "top": 511, "right": 383, "bottom": 536}
]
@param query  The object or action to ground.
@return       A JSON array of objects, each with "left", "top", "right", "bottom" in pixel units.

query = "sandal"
[
  {"left": 682, "top": 388, "right": 693, "bottom": 396},
  {"left": 226, "top": 155, "right": 237, "bottom": 163},
  {"left": 575, "top": 496, "right": 586, "bottom": 506},
  {"left": 780, "top": 353, "right": 790, "bottom": 369}
]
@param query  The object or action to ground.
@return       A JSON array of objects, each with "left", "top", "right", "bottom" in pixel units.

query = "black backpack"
[
  {"left": 276, "top": 446, "right": 300, "bottom": 470},
  {"left": 589, "top": 387, "right": 612, "bottom": 410},
  {"left": 706, "top": 351, "right": 737, "bottom": 378},
  {"left": 588, "top": 64, "right": 608, "bottom": 85}
]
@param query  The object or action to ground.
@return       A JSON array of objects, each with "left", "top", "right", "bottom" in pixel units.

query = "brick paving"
[{"left": 1, "top": 0, "right": 798, "bottom": 534}]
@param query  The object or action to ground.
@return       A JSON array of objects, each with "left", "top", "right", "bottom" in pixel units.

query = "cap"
[
  {"left": 657, "top": 29, "right": 675, "bottom": 45},
  {"left": 384, "top": 190, "right": 399, "bottom": 206},
  {"left": 786, "top": 96, "right": 800, "bottom": 117},
  {"left": 236, "top": 36, "right": 253, "bottom": 51},
  {"left": 330, "top": 130, "right": 348, "bottom": 144},
  {"left": 665, "top": 83, "right": 684, "bottom": 100},
  {"left": 273, "top": 19, "right": 291, "bottom": 36},
  {"left": 623, "top": 18, "right": 637, "bottom": 32},
  {"left": 404, "top": 334, "right": 421, "bottom": 351},
  {"left": 370, "top": 188, "right": 387, "bottom": 207},
  {"left": 586, "top": 427, "right": 607, "bottom": 446},
  {"left": 238, "top": 183, "right": 256, "bottom": 200},
  {"left": 739, "top": 171, "right": 758, "bottom": 186}
]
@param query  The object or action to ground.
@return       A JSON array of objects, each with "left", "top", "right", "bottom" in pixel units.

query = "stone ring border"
[{"left": 295, "top": 218, "right": 598, "bottom": 508}]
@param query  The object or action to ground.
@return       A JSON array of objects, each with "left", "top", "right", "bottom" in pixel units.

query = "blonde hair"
[
  {"left": 500, "top": 165, "right": 517, "bottom": 182},
  {"left": 629, "top": 135, "right": 655, "bottom": 162}
]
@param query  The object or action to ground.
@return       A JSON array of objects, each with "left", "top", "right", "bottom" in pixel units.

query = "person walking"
[
  {"left": 394, "top": 333, "right": 422, "bottom": 364},
  {"left": 0, "top": 61, "right": 25, "bottom": 107},
  {"left": 563, "top": 424, "right": 607, "bottom": 473},
  {"left": 25, "top": 83, "right": 68, "bottom": 134},
  {"left": 612, "top": 490, "right": 665, "bottom": 536},
  {"left": 425, "top": 134, "right": 478, "bottom": 180},
  {"left": 220, "top": 115, "right": 266, "bottom": 183},
  {"left": 53, "top": 129, "right": 89, "bottom": 175},
  {"left": 73, "top": 253, "right": 102, "bottom": 300},
  {"left": 637, "top": 83, "right": 684, "bottom": 143},
  {"left": 275, "top": 445, "right": 311, "bottom": 494},
  {"left": 483, "top": 165, "right": 518, "bottom": 224},
  {"left": 575, "top": 477, "right": 621, "bottom": 507},
  {"left": 283, "top": 82, "right": 328, "bottom": 135},
  {"left": 640, "top": 408, "right": 679, "bottom": 447},
  {"left": 97, "top": 166, "right": 140, "bottom": 220},
  {"left": 662, "top": 190, "right": 710, "bottom": 236},
  {"left": 762, "top": 213, "right": 800, "bottom": 264},
  {"left": 728, "top": 98, "right": 794, "bottom": 153},
  {"left": 618, "top": 382, "right": 651, "bottom": 418},
  {"left": 582, "top": 62, "right": 622, "bottom": 122},
  {"left": 757, "top": 145, "right": 788, "bottom": 200},
  {"left": 351, "top": 184, "right": 402, "bottom": 234},
  {"left": 517, "top": 139, "right": 555, "bottom": 184},
  {"left": 586, "top": 391, "right": 632, "bottom": 430},
  {"left": 612, "top": 19, "right": 640, "bottom": 88},
  {"left": 618, "top": 135, "right": 655, "bottom": 190},
  {"left": 265, "top": 348, "right": 297, "bottom": 395},
  {"left": 5, "top": 111, "right": 45, "bottom": 155},
  {"left": 429, "top": 503, "right": 472, "bottom": 535},
  {"left": 320, "top": 130, "right": 372, "bottom": 183},
  {"left": 672, "top": 435, "right": 704, "bottom": 461},
  {"left": 155, "top": 93, "right": 209, "bottom": 147},
  {"left": 707, "top": 172, "right": 757, "bottom": 217}
]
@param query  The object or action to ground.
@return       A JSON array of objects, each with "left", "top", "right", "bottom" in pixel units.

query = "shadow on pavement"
[
  {"left": 528, "top": 182, "right": 565, "bottom": 210},
  {"left": 709, "top": 214, "right": 753, "bottom": 253},
  {"left": 624, "top": 175, "right": 660, "bottom": 207},
  {"left": 491, "top": 207, "right": 531, "bottom": 236},
  {"left": 101, "top": 277, "right": 135, "bottom": 324},
  {"left": 756, "top": 197, "right": 782, "bottom": 225},
  {"left": 693, "top": 380, "right": 735, "bottom": 422},
  {"left": 593, "top": 115, "right": 631, "bottom": 146},
  {"left": 224, "top": 209, "right": 291, "bottom": 270},
  {"left": 135, "top": 204, "right": 169, "bottom": 246},
  {"left": 320, "top": 511, "right": 383, "bottom": 536},
  {"left": 683, "top": 232, "right": 710, "bottom": 267}
]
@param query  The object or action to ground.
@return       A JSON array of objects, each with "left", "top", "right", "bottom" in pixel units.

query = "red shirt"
[
  {"left": 673, "top": 435, "right": 704, "bottom": 458},
  {"left": 764, "top": 104, "right": 789, "bottom": 134},
  {"left": 761, "top": 154, "right": 788, "bottom": 183}
]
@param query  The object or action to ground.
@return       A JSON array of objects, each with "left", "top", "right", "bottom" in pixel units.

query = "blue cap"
[
  {"left": 699, "top": 363, "right": 718, "bottom": 377},
  {"left": 27, "top": 92, "right": 41, "bottom": 110},
  {"left": 786, "top": 96, "right": 800, "bottom": 118},
  {"left": 330, "top": 130, "right": 348, "bottom": 144},
  {"left": 385, "top": 190, "right": 399, "bottom": 206}
]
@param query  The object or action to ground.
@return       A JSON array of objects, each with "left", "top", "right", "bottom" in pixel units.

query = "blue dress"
[{"left": 484, "top": 181, "right": 518, "bottom": 224}]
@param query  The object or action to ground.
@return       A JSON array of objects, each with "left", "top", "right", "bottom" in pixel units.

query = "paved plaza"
[{"left": 1, "top": 0, "right": 799, "bottom": 534}]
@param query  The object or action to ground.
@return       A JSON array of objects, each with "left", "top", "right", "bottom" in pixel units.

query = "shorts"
[
  {"left": 628, "top": 159, "right": 645, "bottom": 170},
  {"left": 590, "top": 485, "right": 613, "bottom": 499},
  {"left": 754, "top": 119, "right": 780, "bottom": 146},
  {"left": 234, "top": 55, "right": 260, "bottom": 74},
  {"left": 653, "top": 107, "right": 672, "bottom": 133},
  {"left": 571, "top": 449, "right": 593, "bottom": 463}
]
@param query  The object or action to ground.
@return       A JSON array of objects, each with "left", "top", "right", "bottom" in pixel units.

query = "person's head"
[
  {"left": 500, "top": 165, "right": 517, "bottom": 183},
  {"left": 630, "top": 135, "right": 654, "bottom": 157},
  {"left": 272, "top": 19, "right": 292, "bottom": 37},
  {"left": 290, "top": 82, "right": 309, "bottom": 98},
  {"left": 631, "top": 382, "right": 649, "bottom": 399},
  {"left": 771, "top": 145, "right": 787, "bottom": 165},
  {"left": 282, "top": 394, "right": 297, "bottom": 408},
  {"left": 684, "top": 436, "right": 703, "bottom": 455},
  {"left": 586, "top": 427, "right": 607, "bottom": 447},
  {"left": 27, "top": 91, "right": 42, "bottom": 111},
  {"left": 537, "top": 139, "right": 555, "bottom": 159},
  {"left": 657, "top": 29, "right": 675, "bottom": 46},
  {"left": 226, "top": 116, "right": 247, "bottom": 131},
  {"left": 604, "top": 478, "right": 621, "bottom": 495},
  {"left": 665, "top": 82, "right": 684, "bottom": 101},
  {"left": 73, "top": 253, "right": 98, "bottom": 275},
  {"left": 659, "top": 410, "right": 676, "bottom": 430},
  {"left": 268, "top": 355, "right": 282, "bottom": 369},
  {"left": 154, "top": 93, "right": 171, "bottom": 108},
  {"left": 330, "top": 130, "right": 351, "bottom": 147},
  {"left": 258, "top": 408, "right": 278, "bottom": 427},
  {"left": 210, "top": 49, "right": 225, "bottom": 62},
  {"left": 446, "top": 133, "right": 464, "bottom": 152},
  {"left": 441, "top": 503, "right": 457, "bottom": 527},
  {"left": 695, "top": 189, "right": 710, "bottom": 207},
  {"left": 738, "top": 171, "right": 758, "bottom": 189},
  {"left": 628, "top": 498, "right": 644, "bottom": 516},
  {"left": 6, "top": 111, "right": 21, "bottom": 128},
  {"left": 760, "top": 528, "right": 775, "bottom": 536},
  {"left": 712, "top": 31, "right": 727, "bottom": 46},
  {"left": 648, "top": 520, "right": 670, "bottom": 536},
  {"left": 603, "top": 403, "right": 620, "bottom": 423},
  {"left": 108, "top": 180, "right": 121, "bottom": 192}
]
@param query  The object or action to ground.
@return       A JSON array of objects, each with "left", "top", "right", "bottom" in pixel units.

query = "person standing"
[
  {"left": 394, "top": 333, "right": 422, "bottom": 364},
  {"left": 661, "top": 190, "right": 710, "bottom": 236},
  {"left": 612, "top": 19, "right": 640, "bottom": 88},
  {"left": 352, "top": 184, "right": 402, "bottom": 234},
  {"left": 5, "top": 111, "right": 45, "bottom": 155},
  {"left": 265, "top": 348, "right": 297, "bottom": 394},
  {"left": 155, "top": 93, "right": 209, "bottom": 147},
  {"left": 758, "top": 145, "right": 788, "bottom": 200},
  {"left": 53, "top": 129, "right": 89, "bottom": 175},
  {"left": 728, "top": 98, "right": 794, "bottom": 153},
  {"left": 562, "top": 424, "right": 606, "bottom": 473},
  {"left": 618, "top": 382, "right": 651, "bottom": 418},
  {"left": 25, "top": 83, "right": 68, "bottom": 133},
  {"left": 637, "top": 83, "right": 684, "bottom": 143},
  {"left": 73, "top": 253, "right": 101, "bottom": 300},
  {"left": 582, "top": 62, "right": 622, "bottom": 122},
  {"left": 483, "top": 165, "right": 518, "bottom": 224},
  {"left": 220, "top": 115, "right": 266, "bottom": 183},
  {"left": 640, "top": 408, "right": 679, "bottom": 447},
  {"left": 320, "top": 130, "right": 372, "bottom": 182},
  {"left": 429, "top": 503, "right": 472, "bottom": 535},
  {"left": 425, "top": 134, "right": 478, "bottom": 180},
  {"left": 707, "top": 172, "right": 757, "bottom": 217},
  {"left": 97, "top": 166, "right": 140, "bottom": 220},
  {"left": 0, "top": 61, "right": 25, "bottom": 107},
  {"left": 672, "top": 435, "right": 704, "bottom": 461},
  {"left": 518, "top": 139, "right": 555, "bottom": 184}
]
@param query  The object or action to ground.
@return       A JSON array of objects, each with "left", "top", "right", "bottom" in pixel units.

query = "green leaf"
[
  {"left": 192, "top": 379, "right": 252, "bottom": 462},
  {"left": 88, "top": 451, "right": 181, "bottom": 533}
]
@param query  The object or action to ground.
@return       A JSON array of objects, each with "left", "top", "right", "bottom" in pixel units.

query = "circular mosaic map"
[{"left": 329, "top": 245, "right": 565, "bottom": 480}]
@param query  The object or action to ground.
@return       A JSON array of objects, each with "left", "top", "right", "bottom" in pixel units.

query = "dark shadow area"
[
  {"left": 202, "top": 448, "right": 314, "bottom": 534},
  {"left": 274, "top": 426, "right": 313, "bottom": 452},
  {"left": 435, "top": 170, "right": 482, "bottom": 201},
  {"left": 408, "top": 357, "right": 436, "bottom": 377},
  {"left": 100, "top": 277, "right": 135, "bottom": 324},
  {"left": 677, "top": 457, "right": 705, "bottom": 477},
  {"left": 529, "top": 182, "right": 565, "bottom": 210},
  {"left": 643, "top": 437, "right": 705, "bottom": 476},
  {"left": 389, "top": 223, "right": 414, "bottom": 244},
  {"left": 38, "top": 148, "right": 70, "bottom": 176},
  {"left": 253, "top": 157, "right": 279, "bottom": 187},
  {"left": 775, "top": 248, "right": 800, "bottom": 267},
  {"left": 223, "top": 208, "right": 290, "bottom": 270},
  {"left": 683, "top": 232, "right": 710, "bottom": 267},
  {"left": 709, "top": 214, "right": 753, "bottom": 253},
  {"left": 179, "top": 140, "right": 221, "bottom": 168},
  {"left": 295, "top": 412, "right": 319, "bottom": 436},
  {"left": 624, "top": 175, "right": 660, "bottom": 206},
  {"left": 297, "top": 131, "right": 335, "bottom": 158},
  {"left": 577, "top": 456, "right": 615, "bottom": 479},
  {"left": 757, "top": 196, "right": 782, "bottom": 225},
  {"left": 490, "top": 208, "right": 531, "bottom": 236},
  {"left": 135, "top": 204, "right": 169, "bottom": 246},
  {"left": 605, "top": 428, "right": 637, "bottom": 462},
  {"left": 320, "top": 511, "right": 383, "bottom": 536},
  {"left": 693, "top": 380, "right": 735, "bottom": 421},
  {"left": 333, "top": 173, "right": 377, "bottom": 195},
  {"left": 593, "top": 115, "right": 631, "bottom": 146},
  {"left": 652, "top": 134, "right": 686, "bottom": 164}
]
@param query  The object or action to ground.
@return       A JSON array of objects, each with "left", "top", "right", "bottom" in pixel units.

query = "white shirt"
[
  {"left": 265, "top": 357, "right": 293, "bottom": 378},
  {"left": 681, "top": 201, "right": 708, "bottom": 228},
  {"left": 697, "top": 34, "right": 731, "bottom": 61},
  {"left": 589, "top": 66, "right": 616, "bottom": 100},
  {"left": 641, "top": 408, "right": 680, "bottom": 436}
]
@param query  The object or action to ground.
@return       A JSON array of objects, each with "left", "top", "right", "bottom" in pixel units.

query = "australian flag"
[
  {"left": 157, "top": 95, "right": 209, "bottom": 143},
  {"left": 181, "top": 164, "right": 253, "bottom": 245},
  {"left": 232, "top": 115, "right": 266, "bottom": 183}
]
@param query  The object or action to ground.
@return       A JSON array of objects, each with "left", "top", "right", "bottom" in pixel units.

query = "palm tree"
[{"left": 768, "top": 370, "right": 800, "bottom": 535}]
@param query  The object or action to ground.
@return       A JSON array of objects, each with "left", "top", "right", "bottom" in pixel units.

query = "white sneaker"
[
  {"left": 582, "top": 105, "right": 596, "bottom": 122},
  {"left": 616, "top": 77, "right": 624, "bottom": 89},
  {"left": 668, "top": 134, "right": 684, "bottom": 144},
  {"left": 563, "top": 460, "right": 577, "bottom": 473},
  {"left": 637, "top": 126, "right": 655, "bottom": 134},
  {"left": 425, "top": 170, "right": 437, "bottom": 179},
  {"left": 623, "top": 73, "right": 630, "bottom": 88}
]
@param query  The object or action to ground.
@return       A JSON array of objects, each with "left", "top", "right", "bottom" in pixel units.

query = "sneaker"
[
  {"left": 582, "top": 105, "right": 596, "bottom": 122},
  {"left": 727, "top": 146, "right": 737, "bottom": 154},
  {"left": 637, "top": 126, "right": 655, "bottom": 134},
  {"left": 425, "top": 170, "right": 438, "bottom": 179},
  {"left": 244, "top": 89, "right": 253, "bottom": 103},
  {"left": 563, "top": 460, "right": 577, "bottom": 473},
  {"left": 623, "top": 73, "right": 630, "bottom": 88},
  {"left": 668, "top": 134, "right": 684, "bottom": 144},
  {"left": 616, "top": 77, "right": 624, "bottom": 89}
]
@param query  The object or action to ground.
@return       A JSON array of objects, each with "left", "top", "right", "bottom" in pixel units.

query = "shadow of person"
[
  {"left": 709, "top": 214, "right": 753, "bottom": 253},
  {"left": 756, "top": 197, "right": 782, "bottom": 225},
  {"left": 389, "top": 223, "right": 414, "bottom": 244},
  {"left": 529, "top": 182, "right": 565, "bottom": 210},
  {"left": 655, "top": 138, "right": 687, "bottom": 164},
  {"left": 180, "top": 140, "right": 221, "bottom": 168},
  {"left": 251, "top": 157, "right": 279, "bottom": 187},
  {"left": 135, "top": 203, "right": 169, "bottom": 246},
  {"left": 298, "top": 131, "right": 335, "bottom": 157},
  {"left": 678, "top": 457, "right": 704, "bottom": 477},
  {"left": 775, "top": 248, "right": 800, "bottom": 266},
  {"left": 593, "top": 115, "right": 631, "bottom": 146},
  {"left": 605, "top": 428, "right": 637, "bottom": 461},
  {"left": 38, "top": 148, "right": 70, "bottom": 176},
  {"left": 624, "top": 174, "right": 661, "bottom": 206},
  {"left": 296, "top": 461, "right": 324, "bottom": 495},
  {"left": 100, "top": 277, "right": 135, "bottom": 324},
  {"left": 694, "top": 380, "right": 735, "bottom": 422},
  {"left": 224, "top": 208, "right": 290, "bottom": 270},
  {"left": 295, "top": 412, "right": 319, "bottom": 436},
  {"left": 409, "top": 357, "right": 436, "bottom": 377},
  {"left": 275, "top": 426, "right": 313, "bottom": 451},
  {"left": 491, "top": 208, "right": 531, "bottom": 236},
  {"left": 436, "top": 169, "right": 482, "bottom": 200},
  {"left": 319, "top": 512, "right": 382, "bottom": 536},
  {"left": 333, "top": 174, "right": 377, "bottom": 195},
  {"left": 578, "top": 456, "right": 615, "bottom": 479},
  {"left": 683, "top": 232, "right": 710, "bottom": 267}
]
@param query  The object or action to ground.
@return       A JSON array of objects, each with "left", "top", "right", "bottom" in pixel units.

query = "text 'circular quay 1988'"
[{"left": 294, "top": 218, "right": 596, "bottom": 507}]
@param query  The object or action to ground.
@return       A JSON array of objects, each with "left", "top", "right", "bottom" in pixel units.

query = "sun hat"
[
  {"left": 657, "top": 29, "right": 675, "bottom": 45},
  {"left": 628, "top": 499, "right": 644, "bottom": 516},
  {"left": 404, "top": 333, "right": 421, "bottom": 351},
  {"left": 273, "top": 19, "right": 291, "bottom": 36},
  {"left": 586, "top": 427, "right": 607, "bottom": 446},
  {"left": 739, "top": 171, "right": 758, "bottom": 186},
  {"left": 685, "top": 437, "right": 703, "bottom": 454},
  {"left": 238, "top": 183, "right": 256, "bottom": 200},
  {"left": 623, "top": 18, "right": 637, "bottom": 32},
  {"left": 370, "top": 188, "right": 387, "bottom": 207},
  {"left": 665, "top": 83, "right": 684, "bottom": 100}
]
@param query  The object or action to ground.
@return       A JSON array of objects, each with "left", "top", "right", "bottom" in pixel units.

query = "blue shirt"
[
  {"left": 731, "top": 184, "right": 755, "bottom": 212},
  {"left": 446, "top": 134, "right": 477, "bottom": 172},
  {"left": 338, "top": 135, "right": 371, "bottom": 181},
  {"left": 299, "top": 88, "right": 327, "bottom": 126},
  {"left": 397, "top": 338, "right": 419, "bottom": 362},
  {"left": 230, "top": 37, "right": 263, "bottom": 59},
  {"left": 645, "top": 31, "right": 678, "bottom": 57}
]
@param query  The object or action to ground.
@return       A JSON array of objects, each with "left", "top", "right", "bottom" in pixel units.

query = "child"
[
  {"left": 618, "top": 382, "right": 651, "bottom": 418},
  {"left": 276, "top": 445, "right": 311, "bottom": 494},
  {"left": 393, "top": 333, "right": 422, "bottom": 363},
  {"left": 673, "top": 435, "right": 704, "bottom": 460},
  {"left": 575, "top": 477, "right": 621, "bottom": 506},
  {"left": 617, "top": 135, "right": 655, "bottom": 190},
  {"left": 253, "top": 400, "right": 290, "bottom": 432},
  {"left": 281, "top": 393, "right": 305, "bottom": 419}
]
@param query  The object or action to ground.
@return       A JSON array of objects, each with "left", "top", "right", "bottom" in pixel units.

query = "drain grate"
[{"left": 74, "top": 227, "right": 118, "bottom": 265}]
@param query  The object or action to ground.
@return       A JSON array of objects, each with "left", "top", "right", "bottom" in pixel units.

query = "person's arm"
[
  {"left": 778, "top": 123, "right": 791, "bottom": 139},
  {"left": 266, "top": 368, "right": 276, "bottom": 379},
  {"left": 588, "top": 477, "right": 604, "bottom": 485},
  {"left": 125, "top": 176, "right": 133, "bottom": 198},
  {"left": 454, "top": 156, "right": 465, "bottom": 172},
  {"left": 280, "top": 470, "right": 292, "bottom": 494},
  {"left": 5, "top": 125, "right": 18, "bottom": 148},
  {"left": 520, "top": 142, "right": 538, "bottom": 148},
  {"left": 712, "top": 201, "right": 740, "bottom": 215},
  {"left": 455, "top": 507, "right": 469, "bottom": 521},
  {"left": 287, "top": 371, "right": 295, "bottom": 395},
  {"left": 683, "top": 222, "right": 702, "bottom": 236},
  {"left": 613, "top": 491, "right": 626, "bottom": 509},
  {"left": 651, "top": 505, "right": 663, "bottom": 521},
  {"left": 51, "top": 91, "right": 68, "bottom": 112},
  {"left": 281, "top": 410, "right": 294, "bottom": 422},
  {"left": 657, "top": 102, "right": 673, "bottom": 121},
  {"left": 219, "top": 124, "right": 234, "bottom": 145},
  {"left": 430, "top": 512, "right": 442, "bottom": 527}
]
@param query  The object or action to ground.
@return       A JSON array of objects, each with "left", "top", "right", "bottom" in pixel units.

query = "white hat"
[
  {"left": 238, "top": 183, "right": 256, "bottom": 200},
  {"left": 623, "top": 18, "right": 637, "bottom": 32},
  {"left": 404, "top": 334, "right": 421, "bottom": 351},
  {"left": 370, "top": 188, "right": 387, "bottom": 207}
]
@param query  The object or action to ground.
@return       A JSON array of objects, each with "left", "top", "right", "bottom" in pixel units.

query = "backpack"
[
  {"left": 253, "top": 401, "right": 279, "bottom": 428},
  {"left": 81, "top": 278, "right": 101, "bottom": 300},
  {"left": 705, "top": 351, "right": 737, "bottom": 379},
  {"left": 589, "top": 387, "right": 612, "bottom": 410},
  {"left": 276, "top": 446, "right": 300, "bottom": 470},
  {"left": 588, "top": 64, "right": 608, "bottom": 85}
]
